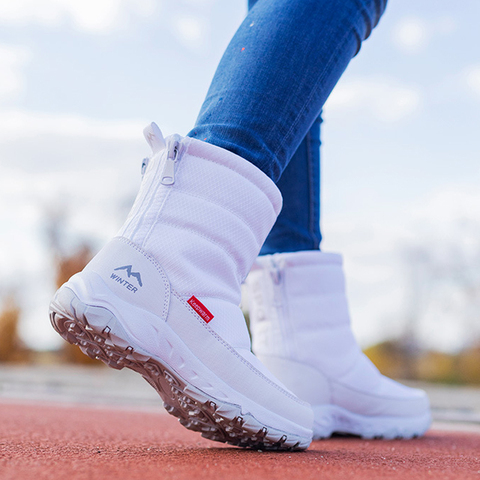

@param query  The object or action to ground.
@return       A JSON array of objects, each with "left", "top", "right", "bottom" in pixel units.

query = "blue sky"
[{"left": 1, "top": 0, "right": 480, "bottom": 351}]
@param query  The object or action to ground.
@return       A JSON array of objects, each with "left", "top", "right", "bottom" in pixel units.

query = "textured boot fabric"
[
  {"left": 49, "top": 123, "right": 313, "bottom": 450},
  {"left": 246, "top": 250, "right": 431, "bottom": 439}
]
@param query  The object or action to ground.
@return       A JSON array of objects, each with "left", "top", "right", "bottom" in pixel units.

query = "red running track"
[{"left": 1, "top": 402, "right": 480, "bottom": 480}]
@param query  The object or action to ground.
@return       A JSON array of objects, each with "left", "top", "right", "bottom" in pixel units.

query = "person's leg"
[
  {"left": 190, "top": 0, "right": 386, "bottom": 253},
  {"left": 189, "top": 0, "right": 387, "bottom": 183},
  {"left": 246, "top": 0, "right": 323, "bottom": 255},
  {"left": 260, "top": 115, "right": 322, "bottom": 254}
]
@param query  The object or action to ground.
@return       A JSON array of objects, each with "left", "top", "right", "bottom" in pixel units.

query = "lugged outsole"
[
  {"left": 312, "top": 405, "right": 432, "bottom": 441},
  {"left": 49, "top": 287, "right": 307, "bottom": 451},
  {"left": 315, "top": 430, "right": 423, "bottom": 441}
]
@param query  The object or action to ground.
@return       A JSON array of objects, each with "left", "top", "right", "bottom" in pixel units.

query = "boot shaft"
[
  {"left": 246, "top": 250, "right": 361, "bottom": 373},
  {"left": 118, "top": 125, "right": 283, "bottom": 304}
]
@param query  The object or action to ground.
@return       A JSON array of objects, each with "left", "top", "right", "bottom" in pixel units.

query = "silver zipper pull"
[
  {"left": 161, "top": 141, "right": 179, "bottom": 185},
  {"left": 141, "top": 157, "right": 149, "bottom": 178},
  {"left": 270, "top": 257, "right": 283, "bottom": 285},
  {"left": 269, "top": 257, "right": 285, "bottom": 309}
]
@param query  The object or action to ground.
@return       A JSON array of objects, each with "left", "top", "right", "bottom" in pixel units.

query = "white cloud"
[
  {"left": 0, "top": 163, "right": 137, "bottom": 351},
  {"left": 325, "top": 76, "right": 421, "bottom": 122},
  {"left": 0, "top": 110, "right": 153, "bottom": 282},
  {"left": 412, "top": 185, "right": 480, "bottom": 226},
  {"left": 172, "top": 15, "right": 208, "bottom": 51},
  {"left": 0, "top": 45, "right": 30, "bottom": 101},
  {"left": 0, "top": 114, "right": 147, "bottom": 276},
  {"left": 323, "top": 184, "right": 480, "bottom": 352},
  {"left": 0, "top": 109, "right": 148, "bottom": 142},
  {"left": 464, "top": 65, "right": 480, "bottom": 99},
  {"left": 405, "top": 187, "right": 480, "bottom": 351},
  {"left": 392, "top": 17, "right": 429, "bottom": 53},
  {"left": 392, "top": 16, "right": 457, "bottom": 54},
  {"left": 180, "top": 0, "right": 215, "bottom": 6},
  {"left": 0, "top": 111, "right": 152, "bottom": 349},
  {"left": 0, "top": 0, "right": 157, "bottom": 34}
]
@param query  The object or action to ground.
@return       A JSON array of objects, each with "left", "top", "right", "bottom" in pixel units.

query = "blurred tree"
[
  {"left": 54, "top": 245, "right": 103, "bottom": 365},
  {"left": 457, "top": 345, "right": 480, "bottom": 385},
  {"left": 416, "top": 351, "right": 458, "bottom": 384},
  {"left": 0, "top": 296, "right": 30, "bottom": 362},
  {"left": 364, "top": 340, "right": 416, "bottom": 379},
  {"left": 45, "top": 206, "right": 102, "bottom": 365},
  {"left": 55, "top": 245, "right": 93, "bottom": 288},
  {"left": 365, "top": 225, "right": 480, "bottom": 384}
]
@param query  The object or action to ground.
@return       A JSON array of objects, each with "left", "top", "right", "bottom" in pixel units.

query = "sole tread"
[
  {"left": 49, "top": 289, "right": 306, "bottom": 451},
  {"left": 313, "top": 408, "right": 431, "bottom": 441}
]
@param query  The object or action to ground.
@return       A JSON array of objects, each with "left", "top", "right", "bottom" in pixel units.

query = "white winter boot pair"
[{"left": 50, "top": 123, "right": 430, "bottom": 451}]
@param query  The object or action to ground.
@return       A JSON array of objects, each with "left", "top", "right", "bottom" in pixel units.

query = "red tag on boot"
[{"left": 188, "top": 296, "right": 214, "bottom": 323}]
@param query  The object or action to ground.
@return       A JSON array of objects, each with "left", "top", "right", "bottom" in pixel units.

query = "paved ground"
[
  {"left": 2, "top": 402, "right": 480, "bottom": 480},
  {"left": 1, "top": 365, "right": 480, "bottom": 479}
]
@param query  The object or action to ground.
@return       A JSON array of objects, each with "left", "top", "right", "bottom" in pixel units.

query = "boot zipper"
[
  {"left": 161, "top": 140, "right": 179, "bottom": 185},
  {"left": 269, "top": 257, "right": 284, "bottom": 304},
  {"left": 270, "top": 261, "right": 282, "bottom": 284},
  {"left": 269, "top": 257, "right": 294, "bottom": 357}
]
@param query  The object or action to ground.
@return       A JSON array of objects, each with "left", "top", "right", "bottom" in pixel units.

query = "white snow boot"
[
  {"left": 49, "top": 123, "right": 313, "bottom": 450},
  {"left": 245, "top": 250, "right": 431, "bottom": 439}
]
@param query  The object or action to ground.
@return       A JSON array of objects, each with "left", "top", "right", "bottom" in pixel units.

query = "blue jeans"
[{"left": 188, "top": 0, "right": 387, "bottom": 254}]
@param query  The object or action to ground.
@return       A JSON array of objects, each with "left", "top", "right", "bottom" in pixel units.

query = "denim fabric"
[
  {"left": 188, "top": 0, "right": 387, "bottom": 253},
  {"left": 261, "top": 115, "right": 322, "bottom": 254},
  {"left": 251, "top": 0, "right": 324, "bottom": 254}
]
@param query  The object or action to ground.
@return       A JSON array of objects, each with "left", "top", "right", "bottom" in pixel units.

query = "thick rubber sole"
[
  {"left": 49, "top": 287, "right": 309, "bottom": 451},
  {"left": 312, "top": 404, "right": 432, "bottom": 440}
]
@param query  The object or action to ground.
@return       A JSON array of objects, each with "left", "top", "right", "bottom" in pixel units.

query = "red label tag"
[{"left": 187, "top": 296, "right": 214, "bottom": 323}]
